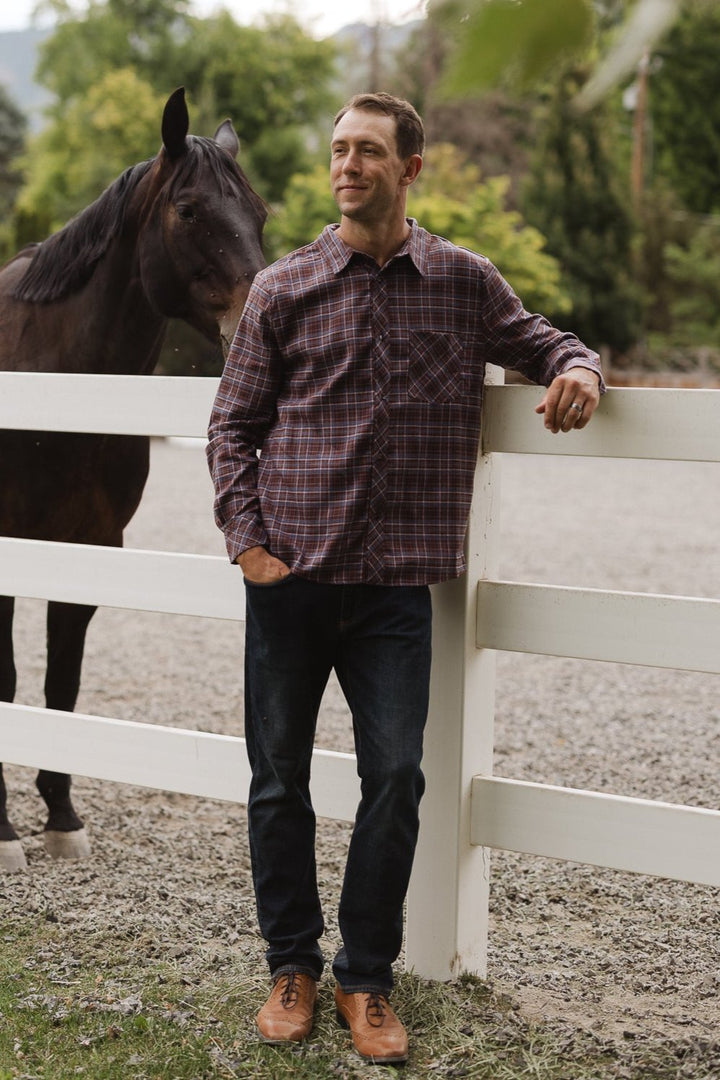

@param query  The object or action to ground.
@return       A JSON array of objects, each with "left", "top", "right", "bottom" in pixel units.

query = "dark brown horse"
[{"left": 0, "top": 87, "right": 266, "bottom": 871}]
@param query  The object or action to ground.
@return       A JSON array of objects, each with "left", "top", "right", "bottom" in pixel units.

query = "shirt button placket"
[{"left": 365, "top": 271, "right": 391, "bottom": 583}]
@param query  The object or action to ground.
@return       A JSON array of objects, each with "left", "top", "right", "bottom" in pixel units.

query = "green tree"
[
  {"left": 521, "top": 71, "right": 641, "bottom": 353},
  {"left": 0, "top": 84, "right": 28, "bottom": 261},
  {"left": 662, "top": 219, "right": 720, "bottom": 349},
  {"left": 35, "top": 0, "right": 192, "bottom": 104},
  {"left": 174, "top": 12, "right": 336, "bottom": 201},
  {"left": 650, "top": 3, "right": 720, "bottom": 214},
  {"left": 17, "top": 69, "right": 166, "bottom": 230},
  {"left": 265, "top": 163, "right": 336, "bottom": 259},
  {"left": 19, "top": 0, "right": 338, "bottom": 227},
  {"left": 411, "top": 144, "right": 571, "bottom": 315}
]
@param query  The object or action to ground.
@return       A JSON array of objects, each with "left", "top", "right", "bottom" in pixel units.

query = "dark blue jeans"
[{"left": 243, "top": 576, "right": 432, "bottom": 994}]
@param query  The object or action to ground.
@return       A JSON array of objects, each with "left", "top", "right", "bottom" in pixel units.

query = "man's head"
[
  {"left": 330, "top": 93, "right": 424, "bottom": 247},
  {"left": 333, "top": 93, "right": 425, "bottom": 161}
]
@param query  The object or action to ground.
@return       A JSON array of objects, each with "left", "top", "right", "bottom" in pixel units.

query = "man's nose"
[{"left": 342, "top": 148, "right": 360, "bottom": 173}]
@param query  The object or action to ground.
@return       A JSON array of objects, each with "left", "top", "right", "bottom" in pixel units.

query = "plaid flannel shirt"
[{"left": 207, "top": 221, "right": 602, "bottom": 585}]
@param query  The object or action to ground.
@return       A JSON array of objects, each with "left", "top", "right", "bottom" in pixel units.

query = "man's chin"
[
  {"left": 335, "top": 191, "right": 367, "bottom": 212},
  {"left": 337, "top": 203, "right": 369, "bottom": 222}
]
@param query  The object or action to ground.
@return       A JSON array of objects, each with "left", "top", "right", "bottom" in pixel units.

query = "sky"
[{"left": 0, "top": 0, "right": 426, "bottom": 38}]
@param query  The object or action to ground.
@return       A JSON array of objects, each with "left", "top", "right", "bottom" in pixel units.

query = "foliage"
[
  {"left": 571, "top": 0, "right": 680, "bottom": 113},
  {"left": 264, "top": 162, "right": 336, "bottom": 259},
  {"left": 630, "top": 179, "right": 692, "bottom": 338},
  {"left": 16, "top": 69, "right": 166, "bottom": 231},
  {"left": 17, "top": 0, "right": 338, "bottom": 228},
  {"left": 410, "top": 144, "right": 571, "bottom": 315},
  {"left": 427, "top": 0, "right": 692, "bottom": 115},
  {"left": 0, "top": 85, "right": 26, "bottom": 214},
  {"left": 520, "top": 71, "right": 641, "bottom": 352},
  {"left": 34, "top": 0, "right": 192, "bottom": 105},
  {"left": 661, "top": 217, "right": 720, "bottom": 347},
  {"left": 392, "top": 16, "right": 537, "bottom": 197},
  {"left": 650, "top": 2, "right": 720, "bottom": 214},
  {"left": 0, "top": 84, "right": 27, "bottom": 260},
  {"left": 175, "top": 12, "right": 335, "bottom": 202},
  {"left": 431, "top": 0, "right": 595, "bottom": 98}
]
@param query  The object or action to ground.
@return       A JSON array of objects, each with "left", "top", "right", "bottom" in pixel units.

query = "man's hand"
[
  {"left": 535, "top": 367, "right": 601, "bottom": 434},
  {"left": 236, "top": 546, "right": 292, "bottom": 584}
]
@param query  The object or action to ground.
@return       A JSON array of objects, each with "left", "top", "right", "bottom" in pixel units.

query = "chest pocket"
[{"left": 407, "top": 331, "right": 465, "bottom": 403}]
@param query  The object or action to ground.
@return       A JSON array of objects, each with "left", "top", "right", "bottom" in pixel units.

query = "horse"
[{"left": 0, "top": 86, "right": 267, "bottom": 871}]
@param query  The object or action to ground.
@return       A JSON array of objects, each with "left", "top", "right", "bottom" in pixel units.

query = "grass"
[{"left": 1, "top": 914, "right": 719, "bottom": 1080}]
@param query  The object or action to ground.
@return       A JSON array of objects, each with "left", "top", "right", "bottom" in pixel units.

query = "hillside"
[
  {"left": 0, "top": 19, "right": 419, "bottom": 132},
  {"left": 0, "top": 27, "right": 52, "bottom": 129}
]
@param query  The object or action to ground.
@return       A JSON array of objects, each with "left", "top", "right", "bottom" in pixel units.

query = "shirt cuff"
[{"left": 223, "top": 519, "right": 270, "bottom": 564}]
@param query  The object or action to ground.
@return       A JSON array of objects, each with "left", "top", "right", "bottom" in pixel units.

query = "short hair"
[{"left": 333, "top": 92, "right": 425, "bottom": 159}]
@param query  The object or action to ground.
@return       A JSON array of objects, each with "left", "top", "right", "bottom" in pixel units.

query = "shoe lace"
[
  {"left": 279, "top": 972, "right": 301, "bottom": 1009},
  {"left": 365, "top": 992, "right": 388, "bottom": 1028}
]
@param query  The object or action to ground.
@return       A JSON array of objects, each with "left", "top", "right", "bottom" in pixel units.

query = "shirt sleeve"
[
  {"left": 206, "top": 278, "right": 282, "bottom": 563},
  {"left": 479, "top": 260, "right": 605, "bottom": 391}
]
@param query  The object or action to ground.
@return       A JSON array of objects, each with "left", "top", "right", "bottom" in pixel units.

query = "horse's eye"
[{"left": 176, "top": 204, "right": 196, "bottom": 222}]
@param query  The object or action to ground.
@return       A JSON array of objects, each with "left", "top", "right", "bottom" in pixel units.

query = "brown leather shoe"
[
  {"left": 256, "top": 971, "right": 318, "bottom": 1043},
  {"left": 335, "top": 986, "right": 409, "bottom": 1064}
]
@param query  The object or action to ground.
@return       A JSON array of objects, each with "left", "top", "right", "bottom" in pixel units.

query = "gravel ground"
[{"left": 3, "top": 435, "right": 720, "bottom": 1047}]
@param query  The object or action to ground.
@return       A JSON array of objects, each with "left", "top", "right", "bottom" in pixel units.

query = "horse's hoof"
[
  {"left": 44, "top": 828, "right": 91, "bottom": 860},
  {"left": 0, "top": 839, "right": 28, "bottom": 871}
]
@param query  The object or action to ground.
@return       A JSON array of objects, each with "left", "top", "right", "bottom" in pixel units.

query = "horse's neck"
[{"left": 64, "top": 242, "right": 168, "bottom": 375}]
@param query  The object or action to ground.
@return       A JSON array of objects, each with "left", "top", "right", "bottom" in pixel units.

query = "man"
[{"left": 207, "top": 92, "right": 603, "bottom": 1065}]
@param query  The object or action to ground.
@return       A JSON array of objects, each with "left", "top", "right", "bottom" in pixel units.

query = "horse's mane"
[
  {"left": 11, "top": 136, "right": 265, "bottom": 305},
  {"left": 11, "top": 160, "right": 154, "bottom": 304}
]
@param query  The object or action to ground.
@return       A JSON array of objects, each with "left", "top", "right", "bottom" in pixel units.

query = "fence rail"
[
  {"left": 0, "top": 702, "right": 360, "bottom": 822},
  {"left": 470, "top": 776, "right": 720, "bottom": 888},
  {"left": 482, "top": 382, "right": 720, "bottom": 461},
  {"left": 476, "top": 579, "right": 720, "bottom": 673},
  {"left": 1, "top": 368, "right": 718, "bottom": 981},
  {"left": 0, "top": 371, "right": 213, "bottom": 437},
  {"left": 0, "top": 537, "right": 241, "bottom": 619}
]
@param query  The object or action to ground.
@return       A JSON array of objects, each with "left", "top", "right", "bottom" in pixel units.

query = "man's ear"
[{"left": 401, "top": 154, "right": 423, "bottom": 187}]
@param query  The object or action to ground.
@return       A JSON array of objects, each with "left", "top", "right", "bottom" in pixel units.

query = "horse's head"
[{"left": 138, "top": 88, "right": 267, "bottom": 354}]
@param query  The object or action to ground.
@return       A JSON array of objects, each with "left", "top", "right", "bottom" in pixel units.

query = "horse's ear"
[
  {"left": 213, "top": 119, "right": 240, "bottom": 160},
  {"left": 162, "top": 87, "right": 190, "bottom": 160}
]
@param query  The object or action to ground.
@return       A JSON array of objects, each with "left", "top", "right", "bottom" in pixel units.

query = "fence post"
[{"left": 404, "top": 365, "right": 504, "bottom": 980}]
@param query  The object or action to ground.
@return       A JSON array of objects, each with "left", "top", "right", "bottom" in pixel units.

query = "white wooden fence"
[{"left": 1, "top": 368, "right": 719, "bottom": 981}]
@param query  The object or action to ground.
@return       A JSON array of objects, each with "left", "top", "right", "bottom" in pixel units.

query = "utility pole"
[{"left": 368, "top": 0, "right": 385, "bottom": 91}]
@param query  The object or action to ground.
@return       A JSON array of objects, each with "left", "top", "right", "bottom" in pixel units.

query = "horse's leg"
[
  {"left": 36, "top": 600, "right": 96, "bottom": 860},
  {"left": 0, "top": 596, "right": 27, "bottom": 870}
]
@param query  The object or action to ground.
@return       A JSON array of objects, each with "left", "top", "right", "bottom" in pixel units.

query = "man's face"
[{"left": 330, "top": 108, "right": 414, "bottom": 225}]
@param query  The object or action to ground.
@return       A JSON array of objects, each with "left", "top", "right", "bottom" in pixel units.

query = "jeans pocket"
[{"left": 243, "top": 572, "right": 296, "bottom": 589}]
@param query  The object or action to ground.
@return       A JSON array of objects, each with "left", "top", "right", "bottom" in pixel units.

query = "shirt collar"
[{"left": 319, "top": 220, "right": 429, "bottom": 277}]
